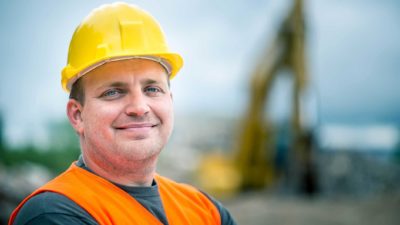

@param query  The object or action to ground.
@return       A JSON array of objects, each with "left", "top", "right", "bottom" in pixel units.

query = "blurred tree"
[
  {"left": 47, "top": 119, "right": 80, "bottom": 152},
  {"left": 0, "top": 119, "right": 80, "bottom": 174},
  {"left": 393, "top": 139, "right": 400, "bottom": 164},
  {"left": 0, "top": 110, "right": 4, "bottom": 153}
]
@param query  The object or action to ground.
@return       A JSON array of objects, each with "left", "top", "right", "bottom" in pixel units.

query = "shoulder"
[
  {"left": 156, "top": 175, "right": 237, "bottom": 225},
  {"left": 200, "top": 191, "right": 238, "bottom": 225},
  {"left": 12, "top": 192, "right": 97, "bottom": 225}
]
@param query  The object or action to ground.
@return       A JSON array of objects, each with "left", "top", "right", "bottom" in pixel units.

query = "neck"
[{"left": 82, "top": 153, "right": 158, "bottom": 187}]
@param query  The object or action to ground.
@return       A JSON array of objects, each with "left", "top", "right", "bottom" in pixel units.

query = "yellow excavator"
[{"left": 197, "top": 0, "right": 317, "bottom": 197}]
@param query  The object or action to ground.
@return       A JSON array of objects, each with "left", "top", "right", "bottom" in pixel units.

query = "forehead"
[{"left": 81, "top": 59, "right": 169, "bottom": 88}]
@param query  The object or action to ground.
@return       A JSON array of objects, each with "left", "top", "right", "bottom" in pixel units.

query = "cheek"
[
  {"left": 159, "top": 99, "right": 174, "bottom": 130},
  {"left": 150, "top": 97, "right": 173, "bottom": 128},
  {"left": 82, "top": 102, "right": 121, "bottom": 134}
]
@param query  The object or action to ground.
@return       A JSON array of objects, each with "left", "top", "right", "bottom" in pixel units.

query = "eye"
[
  {"left": 145, "top": 87, "right": 160, "bottom": 92},
  {"left": 144, "top": 86, "right": 163, "bottom": 96},
  {"left": 100, "top": 88, "right": 124, "bottom": 99}
]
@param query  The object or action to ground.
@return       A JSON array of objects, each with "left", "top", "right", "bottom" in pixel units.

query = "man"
[{"left": 9, "top": 2, "right": 236, "bottom": 225}]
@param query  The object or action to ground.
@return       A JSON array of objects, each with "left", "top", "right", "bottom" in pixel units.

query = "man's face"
[{"left": 69, "top": 59, "right": 173, "bottom": 168}]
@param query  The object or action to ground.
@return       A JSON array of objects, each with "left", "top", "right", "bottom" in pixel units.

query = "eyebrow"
[
  {"left": 142, "top": 78, "right": 170, "bottom": 89},
  {"left": 97, "top": 78, "right": 166, "bottom": 90},
  {"left": 143, "top": 79, "right": 159, "bottom": 85},
  {"left": 97, "top": 81, "right": 128, "bottom": 91}
]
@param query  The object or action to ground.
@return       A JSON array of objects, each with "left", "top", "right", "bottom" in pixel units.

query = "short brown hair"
[{"left": 69, "top": 78, "right": 85, "bottom": 105}]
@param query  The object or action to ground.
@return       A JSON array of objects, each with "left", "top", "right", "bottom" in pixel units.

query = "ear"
[{"left": 66, "top": 99, "right": 84, "bottom": 135}]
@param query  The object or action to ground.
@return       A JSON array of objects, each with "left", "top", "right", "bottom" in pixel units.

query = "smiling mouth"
[
  {"left": 113, "top": 123, "right": 157, "bottom": 139},
  {"left": 113, "top": 123, "right": 159, "bottom": 132}
]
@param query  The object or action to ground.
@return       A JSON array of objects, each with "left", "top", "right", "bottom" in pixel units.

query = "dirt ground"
[{"left": 223, "top": 191, "right": 400, "bottom": 225}]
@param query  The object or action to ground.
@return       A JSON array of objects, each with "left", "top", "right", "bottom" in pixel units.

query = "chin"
[{"left": 117, "top": 142, "right": 164, "bottom": 161}]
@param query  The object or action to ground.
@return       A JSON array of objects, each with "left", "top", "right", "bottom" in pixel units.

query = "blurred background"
[{"left": 1, "top": 0, "right": 400, "bottom": 224}]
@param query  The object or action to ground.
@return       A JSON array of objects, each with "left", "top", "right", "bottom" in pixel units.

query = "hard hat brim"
[{"left": 62, "top": 52, "right": 183, "bottom": 93}]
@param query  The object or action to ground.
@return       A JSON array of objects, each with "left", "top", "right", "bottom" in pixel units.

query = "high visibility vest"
[{"left": 9, "top": 163, "right": 221, "bottom": 225}]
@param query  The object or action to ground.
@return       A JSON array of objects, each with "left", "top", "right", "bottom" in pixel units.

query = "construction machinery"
[{"left": 198, "top": 0, "right": 317, "bottom": 197}]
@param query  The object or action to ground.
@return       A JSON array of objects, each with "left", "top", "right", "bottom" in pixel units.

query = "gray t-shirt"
[{"left": 12, "top": 158, "right": 236, "bottom": 225}]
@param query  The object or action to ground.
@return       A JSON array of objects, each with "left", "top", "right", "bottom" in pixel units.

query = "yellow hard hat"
[{"left": 61, "top": 2, "right": 183, "bottom": 92}]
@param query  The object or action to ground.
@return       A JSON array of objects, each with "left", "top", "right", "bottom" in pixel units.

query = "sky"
[{"left": 0, "top": 0, "right": 399, "bottom": 147}]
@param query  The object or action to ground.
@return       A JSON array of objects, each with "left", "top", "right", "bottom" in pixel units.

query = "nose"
[{"left": 124, "top": 91, "right": 150, "bottom": 117}]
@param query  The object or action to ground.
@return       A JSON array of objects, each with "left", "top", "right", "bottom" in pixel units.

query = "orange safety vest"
[{"left": 9, "top": 163, "right": 221, "bottom": 225}]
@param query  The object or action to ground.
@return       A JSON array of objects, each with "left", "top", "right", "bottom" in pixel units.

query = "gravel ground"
[{"left": 223, "top": 191, "right": 400, "bottom": 225}]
